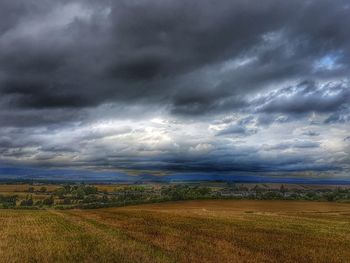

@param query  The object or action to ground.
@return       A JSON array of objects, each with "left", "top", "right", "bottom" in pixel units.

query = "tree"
[
  {"left": 76, "top": 188, "right": 85, "bottom": 199},
  {"left": 26, "top": 198, "right": 34, "bottom": 206},
  {"left": 228, "top": 182, "right": 237, "bottom": 190},
  {"left": 20, "top": 200, "right": 28, "bottom": 206},
  {"left": 55, "top": 188, "right": 66, "bottom": 199},
  {"left": 280, "top": 184, "right": 287, "bottom": 196},
  {"left": 0, "top": 194, "right": 17, "bottom": 207},
  {"left": 20, "top": 195, "right": 33, "bottom": 206},
  {"left": 101, "top": 195, "right": 109, "bottom": 203},
  {"left": 325, "top": 192, "right": 335, "bottom": 202},
  {"left": 83, "top": 186, "right": 98, "bottom": 195},
  {"left": 63, "top": 184, "right": 71, "bottom": 194},
  {"left": 63, "top": 197, "right": 71, "bottom": 205},
  {"left": 43, "top": 195, "right": 54, "bottom": 206},
  {"left": 198, "top": 187, "right": 211, "bottom": 196},
  {"left": 40, "top": 186, "right": 47, "bottom": 193},
  {"left": 83, "top": 194, "right": 98, "bottom": 203}
]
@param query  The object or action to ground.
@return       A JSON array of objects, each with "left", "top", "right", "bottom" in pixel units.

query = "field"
[
  {"left": 0, "top": 200, "right": 350, "bottom": 263},
  {"left": 0, "top": 183, "right": 125, "bottom": 193}
]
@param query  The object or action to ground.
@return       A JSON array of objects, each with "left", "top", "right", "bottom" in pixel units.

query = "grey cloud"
[
  {"left": 0, "top": 108, "right": 85, "bottom": 127},
  {"left": 262, "top": 140, "right": 320, "bottom": 151},
  {"left": 293, "top": 140, "right": 321, "bottom": 149},
  {"left": 75, "top": 144, "right": 333, "bottom": 174},
  {"left": 257, "top": 114, "right": 289, "bottom": 126},
  {"left": 216, "top": 116, "right": 258, "bottom": 136},
  {"left": 216, "top": 125, "right": 249, "bottom": 136},
  {"left": 0, "top": 0, "right": 349, "bottom": 177},
  {"left": 0, "top": 0, "right": 350, "bottom": 124},
  {"left": 324, "top": 107, "right": 350, "bottom": 124},
  {"left": 256, "top": 80, "right": 350, "bottom": 114},
  {"left": 302, "top": 131, "right": 320, "bottom": 137}
]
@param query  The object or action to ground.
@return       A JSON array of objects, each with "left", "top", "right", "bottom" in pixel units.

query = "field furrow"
[{"left": 0, "top": 200, "right": 349, "bottom": 263}]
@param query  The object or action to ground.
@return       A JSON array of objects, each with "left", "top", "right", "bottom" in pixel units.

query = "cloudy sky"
[{"left": 0, "top": 0, "right": 349, "bottom": 181}]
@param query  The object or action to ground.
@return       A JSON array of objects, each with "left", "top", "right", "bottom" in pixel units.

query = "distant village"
[{"left": 1, "top": 182, "right": 350, "bottom": 209}]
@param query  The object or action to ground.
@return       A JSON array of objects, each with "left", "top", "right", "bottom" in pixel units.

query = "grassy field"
[
  {"left": 0, "top": 184, "right": 60, "bottom": 192},
  {"left": 0, "top": 183, "right": 127, "bottom": 193},
  {"left": 0, "top": 200, "right": 349, "bottom": 262}
]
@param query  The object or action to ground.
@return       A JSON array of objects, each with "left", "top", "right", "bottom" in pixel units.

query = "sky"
[{"left": 0, "top": 0, "right": 349, "bottom": 181}]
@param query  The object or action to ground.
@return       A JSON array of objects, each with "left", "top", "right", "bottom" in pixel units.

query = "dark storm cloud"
[
  {"left": 75, "top": 146, "right": 334, "bottom": 174},
  {"left": 0, "top": 0, "right": 349, "bottom": 177},
  {"left": 0, "top": 0, "right": 350, "bottom": 124},
  {"left": 1, "top": 79, "right": 92, "bottom": 108},
  {"left": 0, "top": 108, "right": 85, "bottom": 127}
]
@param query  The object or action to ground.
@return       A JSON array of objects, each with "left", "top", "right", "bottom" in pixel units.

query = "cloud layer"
[{"left": 0, "top": 0, "right": 349, "bottom": 179}]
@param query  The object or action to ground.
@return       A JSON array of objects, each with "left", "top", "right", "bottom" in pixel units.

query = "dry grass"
[
  {"left": 0, "top": 200, "right": 349, "bottom": 262},
  {"left": 0, "top": 184, "right": 59, "bottom": 192},
  {"left": 94, "top": 184, "right": 129, "bottom": 192},
  {"left": 94, "top": 183, "right": 161, "bottom": 192}
]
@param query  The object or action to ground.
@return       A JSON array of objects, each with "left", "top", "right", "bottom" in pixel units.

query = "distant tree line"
[
  {"left": 0, "top": 194, "right": 17, "bottom": 208},
  {"left": 1, "top": 183, "right": 350, "bottom": 209}
]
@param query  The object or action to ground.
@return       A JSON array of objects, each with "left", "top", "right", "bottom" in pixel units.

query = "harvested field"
[{"left": 0, "top": 200, "right": 349, "bottom": 262}]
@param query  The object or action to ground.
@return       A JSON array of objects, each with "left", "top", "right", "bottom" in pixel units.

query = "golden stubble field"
[{"left": 0, "top": 200, "right": 349, "bottom": 263}]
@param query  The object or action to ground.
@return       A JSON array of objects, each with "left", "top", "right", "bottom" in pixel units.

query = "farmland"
[
  {"left": 1, "top": 182, "right": 350, "bottom": 209},
  {"left": 0, "top": 200, "right": 349, "bottom": 262}
]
